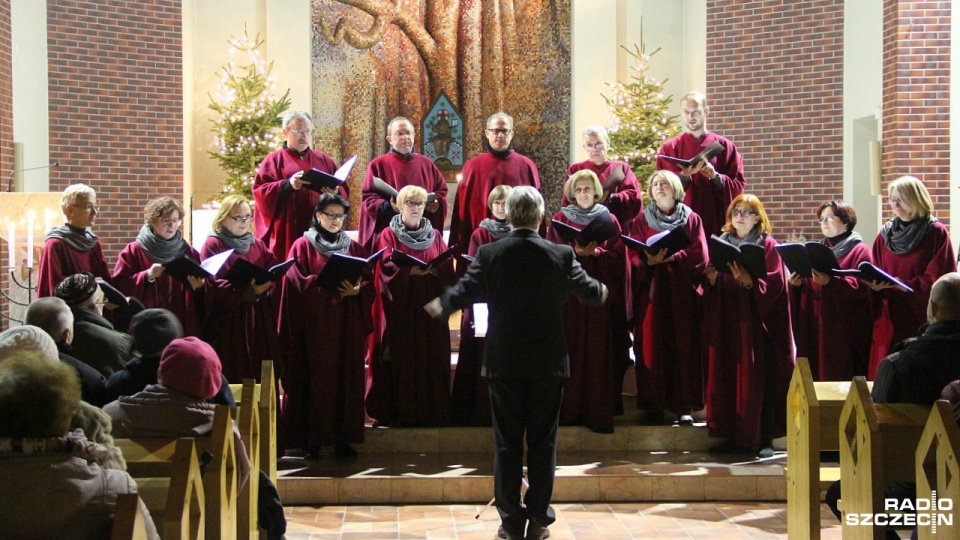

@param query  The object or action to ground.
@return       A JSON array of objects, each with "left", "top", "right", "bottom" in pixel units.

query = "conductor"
[{"left": 425, "top": 186, "right": 607, "bottom": 540}]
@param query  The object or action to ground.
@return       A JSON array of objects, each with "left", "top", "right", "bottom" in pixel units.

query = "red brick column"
[{"left": 0, "top": 0, "right": 12, "bottom": 329}]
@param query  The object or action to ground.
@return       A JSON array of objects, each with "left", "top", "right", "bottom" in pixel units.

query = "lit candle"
[
  {"left": 7, "top": 223, "right": 14, "bottom": 270},
  {"left": 26, "top": 210, "right": 35, "bottom": 268}
]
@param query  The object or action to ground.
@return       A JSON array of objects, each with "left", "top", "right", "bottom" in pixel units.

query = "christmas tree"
[
  {"left": 208, "top": 30, "right": 291, "bottom": 201},
  {"left": 603, "top": 40, "right": 680, "bottom": 188}
]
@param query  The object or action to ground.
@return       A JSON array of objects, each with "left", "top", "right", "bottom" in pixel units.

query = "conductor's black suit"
[{"left": 437, "top": 228, "right": 604, "bottom": 537}]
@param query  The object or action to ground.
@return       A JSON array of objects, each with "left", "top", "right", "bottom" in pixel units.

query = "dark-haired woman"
[{"left": 279, "top": 193, "right": 374, "bottom": 458}]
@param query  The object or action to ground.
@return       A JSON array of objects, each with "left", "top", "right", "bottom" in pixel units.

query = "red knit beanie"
[{"left": 158, "top": 337, "right": 222, "bottom": 400}]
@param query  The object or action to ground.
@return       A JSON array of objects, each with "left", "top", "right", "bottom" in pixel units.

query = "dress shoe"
[
  {"left": 526, "top": 520, "right": 550, "bottom": 540},
  {"left": 678, "top": 414, "right": 695, "bottom": 426},
  {"left": 758, "top": 446, "right": 775, "bottom": 459},
  {"left": 497, "top": 524, "right": 523, "bottom": 540}
]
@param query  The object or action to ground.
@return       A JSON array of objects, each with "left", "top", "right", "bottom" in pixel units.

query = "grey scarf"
[
  {"left": 643, "top": 201, "right": 691, "bottom": 233},
  {"left": 211, "top": 230, "right": 255, "bottom": 254},
  {"left": 880, "top": 216, "right": 936, "bottom": 255},
  {"left": 44, "top": 225, "right": 98, "bottom": 252},
  {"left": 136, "top": 224, "right": 189, "bottom": 264},
  {"left": 822, "top": 231, "right": 863, "bottom": 259},
  {"left": 560, "top": 203, "right": 609, "bottom": 226},
  {"left": 389, "top": 214, "right": 435, "bottom": 250},
  {"left": 304, "top": 227, "right": 352, "bottom": 255},
  {"left": 720, "top": 230, "right": 763, "bottom": 247},
  {"left": 478, "top": 218, "right": 511, "bottom": 239}
]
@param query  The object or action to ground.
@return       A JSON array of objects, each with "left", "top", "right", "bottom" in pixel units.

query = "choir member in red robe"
[
  {"left": 38, "top": 184, "right": 111, "bottom": 297},
  {"left": 200, "top": 195, "right": 280, "bottom": 383},
  {"left": 657, "top": 91, "right": 745, "bottom": 237},
  {"left": 279, "top": 193, "right": 374, "bottom": 458},
  {"left": 448, "top": 112, "right": 540, "bottom": 256},
  {"left": 252, "top": 110, "right": 344, "bottom": 259},
  {"left": 546, "top": 170, "right": 626, "bottom": 434},
  {"left": 788, "top": 201, "right": 873, "bottom": 380},
  {"left": 626, "top": 170, "right": 707, "bottom": 425},
  {"left": 562, "top": 124, "right": 642, "bottom": 226},
  {"left": 366, "top": 185, "right": 456, "bottom": 427},
  {"left": 112, "top": 197, "right": 205, "bottom": 337},
  {"left": 703, "top": 194, "right": 794, "bottom": 457},
  {"left": 867, "top": 176, "right": 957, "bottom": 377},
  {"left": 451, "top": 185, "right": 513, "bottom": 426},
  {"left": 359, "top": 117, "right": 448, "bottom": 252}
]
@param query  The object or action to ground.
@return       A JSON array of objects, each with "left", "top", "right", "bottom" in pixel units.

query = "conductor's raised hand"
[{"left": 288, "top": 171, "right": 309, "bottom": 190}]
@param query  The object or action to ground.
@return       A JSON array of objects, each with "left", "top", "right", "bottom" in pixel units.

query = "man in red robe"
[
  {"left": 448, "top": 112, "right": 540, "bottom": 255},
  {"left": 657, "top": 91, "right": 745, "bottom": 237},
  {"left": 359, "top": 117, "right": 448, "bottom": 251},
  {"left": 37, "top": 184, "right": 111, "bottom": 297},
  {"left": 253, "top": 110, "right": 344, "bottom": 259}
]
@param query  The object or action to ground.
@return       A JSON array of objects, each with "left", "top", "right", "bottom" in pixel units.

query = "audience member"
[{"left": 55, "top": 272, "right": 131, "bottom": 375}]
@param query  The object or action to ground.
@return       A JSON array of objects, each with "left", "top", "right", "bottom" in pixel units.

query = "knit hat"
[
  {"left": 129, "top": 309, "right": 184, "bottom": 357},
  {"left": 55, "top": 272, "right": 98, "bottom": 306},
  {"left": 0, "top": 325, "right": 60, "bottom": 364},
  {"left": 158, "top": 337, "right": 222, "bottom": 400}
]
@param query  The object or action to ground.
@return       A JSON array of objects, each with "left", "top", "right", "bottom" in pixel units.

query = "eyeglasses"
[
  {"left": 160, "top": 218, "right": 182, "bottom": 227},
  {"left": 818, "top": 215, "right": 839, "bottom": 224},
  {"left": 321, "top": 212, "right": 346, "bottom": 221},
  {"left": 404, "top": 200, "right": 426, "bottom": 209},
  {"left": 584, "top": 142, "right": 606, "bottom": 150},
  {"left": 94, "top": 298, "right": 107, "bottom": 306},
  {"left": 732, "top": 209, "right": 757, "bottom": 218},
  {"left": 486, "top": 128, "right": 512, "bottom": 136},
  {"left": 888, "top": 196, "right": 904, "bottom": 206},
  {"left": 650, "top": 181, "right": 671, "bottom": 188},
  {"left": 290, "top": 129, "right": 314, "bottom": 137},
  {"left": 71, "top": 204, "right": 100, "bottom": 213},
  {"left": 230, "top": 215, "right": 253, "bottom": 223},
  {"left": 574, "top": 186, "right": 594, "bottom": 194}
]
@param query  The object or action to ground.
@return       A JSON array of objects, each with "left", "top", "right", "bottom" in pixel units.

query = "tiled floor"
[{"left": 284, "top": 501, "right": 855, "bottom": 539}]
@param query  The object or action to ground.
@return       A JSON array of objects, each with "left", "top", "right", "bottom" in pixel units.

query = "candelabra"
[{"left": 1, "top": 261, "right": 35, "bottom": 324}]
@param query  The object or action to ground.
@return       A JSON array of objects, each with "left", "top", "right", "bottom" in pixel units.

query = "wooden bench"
[
  {"left": 839, "top": 377, "right": 929, "bottom": 540},
  {"left": 914, "top": 400, "right": 960, "bottom": 539},
  {"left": 118, "top": 405, "right": 238, "bottom": 539},
  {"left": 228, "top": 360, "right": 276, "bottom": 484},
  {"left": 111, "top": 493, "right": 151, "bottom": 540},
  {"left": 786, "top": 357, "right": 859, "bottom": 540},
  {"left": 235, "top": 379, "right": 261, "bottom": 540}
]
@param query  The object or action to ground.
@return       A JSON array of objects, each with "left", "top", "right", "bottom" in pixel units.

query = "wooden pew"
[
  {"left": 786, "top": 357, "right": 855, "bottom": 540},
  {"left": 259, "top": 361, "right": 277, "bottom": 485},
  {"left": 235, "top": 379, "right": 261, "bottom": 540},
  {"left": 117, "top": 437, "right": 206, "bottom": 540},
  {"left": 915, "top": 400, "right": 960, "bottom": 539},
  {"left": 119, "top": 405, "right": 238, "bottom": 540},
  {"left": 111, "top": 493, "right": 150, "bottom": 540},
  {"left": 839, "top": 377, "right": 929, "bottom": 540}
]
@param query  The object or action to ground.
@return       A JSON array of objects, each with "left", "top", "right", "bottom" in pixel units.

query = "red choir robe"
[
  {"left": 365, "top": 226, "right": 456, "bottom": 427},
  {"left": 657, "top": 132, "right": 745, "bottom": 237},
  {"left": 627, "top": 210, "right": 708, "bottom": 416},
  {"left": 868, "top": 221, "right": 956, "bottom": 377},
  {"left": 448, "top": 150, "right": 540, "bottom": 254},
  {"left": 112, "top": 242, "right": 204, "bottom": 337},
  {"left": 450, "top": 226, "right": 505, "bottom": 426},
  {"left": 789, "top": 239, "right": 873, "bottom": 381},
  {"left": 252, "top": 146, "right": 342, "bottom": 259},
  {"left": 547, "top": 210, "right": 626, "bottom": 433},
  {"left": 703, "top": 234, "right": 795, "bottom": 449},
  {"left": 37, "top": 234, "right": 111, "bottom": 297},
  {"left": 200, "top": 235, "right": 281, "bottom": 383},
  {"left": 562, "top": 160, "right": 643, "bottom": 226},
  {"left": 359, "top": 152, "right": 449, "bottom": 251},
  {"left": 278, "top": 235, "right": 375, "bottom": 450}
]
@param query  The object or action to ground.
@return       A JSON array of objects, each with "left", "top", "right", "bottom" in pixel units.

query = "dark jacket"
[
  {"left": 57, "top": 343, "right": 110, "bottom": 407},
  {"left": 439, "top": 229, "right": 605, "bottom": 379},
  {"left": 70, "top": 306, "right": 131, "bottom": 376},
  {"left": 106, "top": 354, "right": 236, "bottom": 407},
  {"left": 872, "top": 320, "right": 960, "bottom": 404}
]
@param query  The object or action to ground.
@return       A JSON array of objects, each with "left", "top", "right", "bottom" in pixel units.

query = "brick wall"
[
  {"left": 0, "top": 0, "right": 12, "bottom": 328},
  {"left": 880, "top": 0, "right": 951, "bottom": 228},
  {"left": 47, "top": 0, "right": 184, "bottom": 262},
  {"left": 707, "top": 0, "right": 845, "bottom": 242}
]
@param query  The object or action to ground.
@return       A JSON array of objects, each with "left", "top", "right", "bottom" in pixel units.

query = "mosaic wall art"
[{"left": 310, "top": 0, "right": 572, "bottom": 217}]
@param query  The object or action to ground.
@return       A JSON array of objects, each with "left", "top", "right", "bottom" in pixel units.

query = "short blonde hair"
[
  {"left": 564, "top": 170, "right": 603, "bottom": 203},
  {"left": 722, "top": 194, "right": 772, "bottom": 236},
  {"left": 60, "top": 184, "right": 96, "bottom": 213},
  {"left": 0, "top": 353, "right": 81, "bottom": 438},
  {"left": 487, "top": 185, "right": 513, "bottom": 210},
  {"left": 212, "top": 195, "right": 251, "bottom": 233},
  {"left": 889, "top": 176, "right": 934, "bottom": 219},
  {"left": 396, "top": 185, "right": 428, "bottom": 207},
  {"left": 647, "top": 170, "right": 685, "bottom": 202},
  {"left": 681, "top": 91, "right": 708, "bottom": 110}
]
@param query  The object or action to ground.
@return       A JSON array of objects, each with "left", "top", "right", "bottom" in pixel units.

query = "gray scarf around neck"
[
  {"left": 136, "top": 224, "right": 189, "bottom": 264},
  {"left": 881, "top": 216, "right": 936, "bottom": 255},
  {"left": 45, "top": 225, "right": 98, "bottom": 252},
  {"left": 478, "top": 218, "right": 511, "bottom": 239},
  {"left": 389, "top": 213, "right": 435, "bottom": 251},
  {"left": 211, "top": 230, "right": 255, "bottom": 254},
  {"left": 643, "top": 201, "right": 691, "bottom": 233},
  {"left": 720, "top": 230, "right": 764, "bottom": 247},
  {"left": 560, "top": 203, "right": 609, "bottom": 226},
  {"left": 822, "top": 231, "right": 863, "bottom": 259},
  {"left": 304, "top": 227, "right": 352, "bottom": 255}
]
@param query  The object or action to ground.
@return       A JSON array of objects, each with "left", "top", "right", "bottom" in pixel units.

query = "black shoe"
[
  {"left": 497, "top": 524, "right": 523, "bottom": 540},
  {"left": 708, "top": 439, "right": 745, "bottom": 454},
  {"left": 526, "top": 521, "right": 550, "bottom": 540},
  {"left": 678, "top": 414, "right": 695, "bottom": 426},
  {"left": 335, "top": 441, "right": 359, "bottom": 459},
  {"left": 758, "top": 446, "right": 775, "bottom": 459}
]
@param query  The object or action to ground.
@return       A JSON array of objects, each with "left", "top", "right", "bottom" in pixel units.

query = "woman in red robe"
[
  {"left": 867, "top": 176, "right": 956, "bottom": 377},
  {"left": 200, "top": 195, "right": 280, "bottom": 383},
  {"left": 37, "top": 184, "right": 111, "bottom": 297},
  {"left": 279, "top": 193, "right": 374, "bottom": 458},
  {"left": 547, "top": 170, "right": 626, "bottom": 434},
  {"left": 366, "top": 185, "right": 456, "bottom": 427},
  {"left": 626, "top": 170, "right": 707, "bottom": 425},
  {"left": 703, "top": 194, "right": 794, "bottom": 457},
  {"left": 112, "top": 197, "right": 205, "bottom": 336},
  {"left": 788, "top": 201, "right": 873, "bottom": 380},
  {"left": 451, "top": 185, "right": 513, "bottom": 426},
  {"left": 562, "top": 125, "right": 643, "bottom": 226}
]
